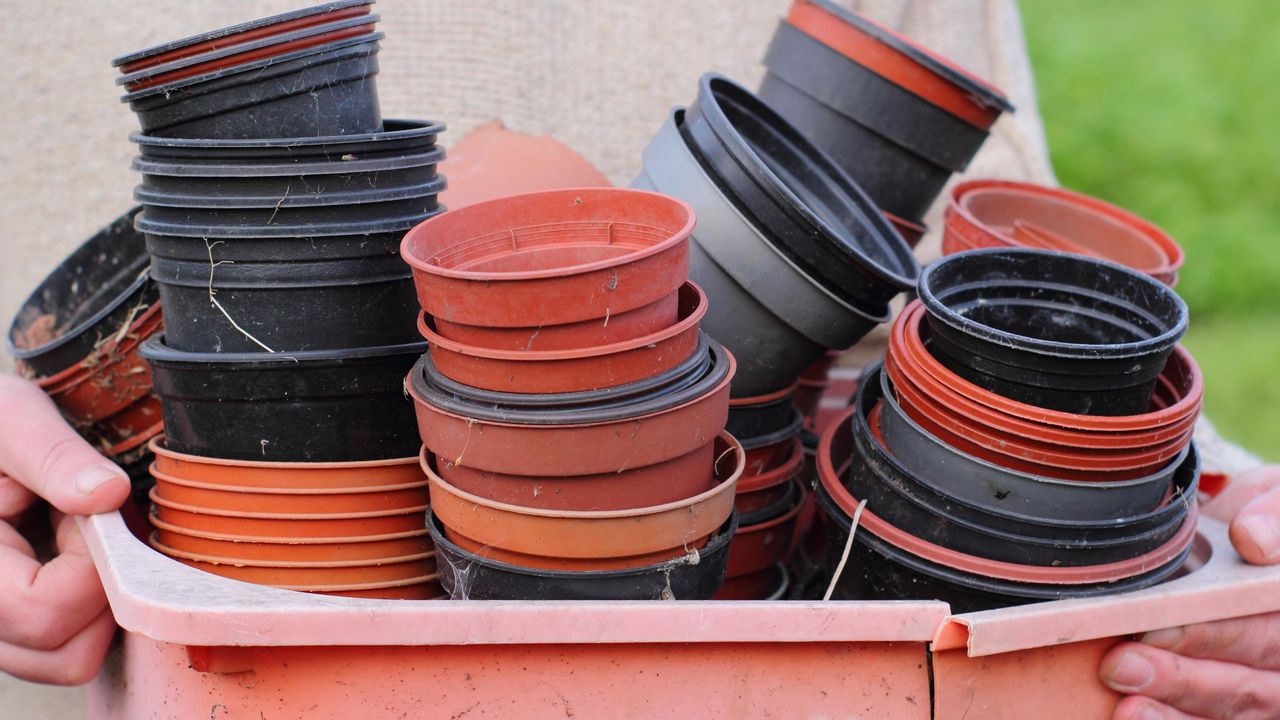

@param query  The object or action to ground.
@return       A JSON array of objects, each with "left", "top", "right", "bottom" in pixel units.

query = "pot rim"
[
  {"left": 39, "top": 303, "right": 164, "bottom": 393},
  {"left": 149, "top": 436, "right": 422, "bottom": 471},
  {"left": 148, "top": 513, "right": 430, "bottom": 545},
  {"left": 737, "top": 437, "right": 805, "bottom": 494},
  {"left": 817, "top": 407, "right": 1200, "bottom": 584},
  {"left": 918, "top": 248, "right": 1189, "bottom": 360},
  {"left": 400, "top": 187, "right": 693, "bottom": 282},
  {"left": 728, "top": 379, "right": 800, "bottom": 407},
  {"left": 276, "top": 574, "right": 441, "bottom": 593},
  {"left": 141, "top": 335, "right": 426, "bottom": 367},
  {"left": 130, "top": 118, "right": 444, "bottom": 153},
  {"left": 736, "top": 481, "right": 805, "bottom": 534},
  {"left": 132, "top": 146, "right": 444, "bottom": 184},
  {"left": 149, "top": 486, "right": 428, "bottom": 521},
  {"left": 102, "top": 421, "right": 165, "bottom": 458},
  {"left": 150, "top": 533, "right": 433, "bottom": 569},
  {"left": 150, "top": 464, "right": 428, "bottom": 496},
  {"left": 736, "top": 406, "right": 805, "bottom": 450}
]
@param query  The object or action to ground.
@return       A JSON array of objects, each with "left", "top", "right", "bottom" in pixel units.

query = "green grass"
[{"left": 1021, "top": 0, "right": 1279, "bottom": 459}]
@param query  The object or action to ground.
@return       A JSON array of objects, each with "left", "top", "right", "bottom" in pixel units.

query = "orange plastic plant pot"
[
  {"left": 149, "top": 490, "right": 427, "bottom": 539},
  {"left": 400, "top": 187, "right": 692, "bottom": 331},
  {"left": 43, "top": 305, "right": 163, "bottom": 424},
  {"left": 409, "top": 350, "right": 733, "bottom": 476},
  {"left": 418, "top": 281, "right": 706, "bottom": 394},
  {"left": 149, "top": 438, "right": 427, "bottom": 490},
  {"left": 425, "top": 432, "right": 742, "bottom": 570},
  {"left": 432, "top": 290, "right": 679, "bottom": 352},
  {"left": 310, "top": 578, "right": 447, "bottom": 600},
  {"left": 735, "top": 437, "right": 804, "bottom": 515},
  {"left": 726, "top": 488, "right": 804, "bottom": 577},
  {"left": 151, "top": 469, "right": 430, "bottom": 515},
  {"left": 160, "top": 550, "right": 436, "bottom": 587},
  {"left": 434, "top": 440, "right": 715, "bottom": 512},
  {"left": 103, "top": 420, "right": 165, "bottom": 464},
  {"left": 152, "top": 519, "right": 432, "bottom": 564}
]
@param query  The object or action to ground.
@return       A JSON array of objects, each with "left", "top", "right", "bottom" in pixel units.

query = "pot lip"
[
  {"left": 135, "top": 209, "right": 439, "bottom": 240},
  {"left": 149, "top": 436, "right": 422, "bottom": 471},
  {"left": 798, "top": 0, "right": 1013, "bottom": 113},
  {"left": 149, "top": 486, "right": 428, "bottom": 520},
  {"left": 38, "top": 303, "right": 164, "bottom": 392},
  {"left": 102, "top": 421, "right": 165, "bottom": 458},
  {"left": 736, "top": 479, "right": 805, "bottom": 532},
  {"left": 728, "top": 379, "right": 800, "bottom": 407},
  {"left": 690, "top": 73, "right": 920, "bottom": 293},
  {"left": 132, "top": 145, "right": 444, "bottom": 182},
  {"left": 150, "top": 464, "right": 427, "bottom": 496},
  {"left": 422, "top": 431, "right": 745, "bottom": 521},
  {"left": 149, "top": 533, "right": 433, "bottom": 569},
  {"left": 737, "top": 437, "right": 805, "bottom": 494},
  {"left": 135, "top": 176, "right": 445, "bottom": 212},
  {"left": 417, "top": 281, "right": 707, "bottom": 363},
  {"left": 277, "top": 574, "right": 442, "bottom": 593},
  {"left": 817, "top": 407, "right": 1201, "bottom": 584},
  {"left": 118, "top": 12, "right": 381, "bottom": 89},
  {"left": 112, "top": 0, "right": 372, "bottom": 67},
  {"left": 140, "top": 335, "right": 426, "bottom": 367},
  {"left": 148, "top": 513, "right": 429, "bottom": 545},
  {"left": 426, "top": 511, "right": 738, "bottom": 580},
  {"left": 737, "top": 407, "right": 805, "bottom": 450},
  {"left": 401, "top": 187, "right": 693, "bottom": 282},
  {"left": 950, "top": 180, "right": 1185, "bottom": 276},
  {"left": 131, "top": 118, "right": 444, "bottom": 152},
  {"left": 918, "top": 248, "right": 1189, "bottom": 360},
  {"left": 898, "top": 301, "right": 1203, "bottom": 432}
]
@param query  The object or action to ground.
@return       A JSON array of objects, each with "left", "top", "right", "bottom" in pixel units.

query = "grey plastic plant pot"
[{"left": 632, "top": 107, "right": 886, "bottom": 397}]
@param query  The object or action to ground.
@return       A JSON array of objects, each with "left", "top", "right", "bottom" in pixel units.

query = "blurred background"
[{"left": 1022, "top": 0, "right": 1279, "bottom": 458}]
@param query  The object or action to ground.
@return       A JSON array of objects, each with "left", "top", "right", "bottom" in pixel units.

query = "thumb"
[
  {"left": 1230, "top": 480, "right": 1280, "bottom": 565},
  {"left": 0, "top": 376, "right": 131, "bottom": 515}
]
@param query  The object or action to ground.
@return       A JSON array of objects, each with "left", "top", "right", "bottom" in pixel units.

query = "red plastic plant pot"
[
  {"left": 713, "top": 563, "right": 787, "bottom": 600},
  {"left": 884, "top": 212, "right": 926, "bottom": 249},
  {"left": 401, "top": 187, "right": 693, "bottom": 340},
  {"left": 432, "top": 440, "right": 715, "bottom": 512},
  {"left": 92, "top": 394, "right": 164, "bottom": 447},
  {"left": 744, "top": 436, "right": 798, "bottom": 478},
  {"left": 149, "top": 489, "right": 427, "bottom": 540},
  {"left": 736, "top": 438, "right": 805, "bottom": 515},
  {"left": 152, "top": 541, "right": 436, "bottom": 586},
  {"left": 785, "top": 0, "right": 1011, "bottom": 129},
  {"left": 151, "top": 518, "right": 432, "bottom": 564},
  {"left": 418, "top": 282, "right": 706, "bottom": 394},
  {"left": 103, "top": 421, "right": 165, "bottom": 465},
  {"left": 891, "top": 301, "right": 1204, "bottom": 436},
  {"left": 41, "top": 304, "right": 163, "bottom": 425},
  {"left": 151, "top": 468, "right": 429, "bottom": 515},
  {"left": 149, "top": 437, "right": 427, "bottom": 490},
  {"left": 408, "top": 349, "right": 733, "bottom": 477},
  {"left": 792, "top": 379, "right": 827, "bottom": 421},
  {"left": 817, "top": 406, "right": 1201, "bottom": 585},
  {"left": 115, "top": 2, "right": 373, "bottom": 73},
  {"left": 726, "top": 485, "right": 804, "bottom": 577},
  {"left": 425, "top": 432, "right": 743, "bottom": 571},
  {"left": 799, "top": 349, "right": 841, "bottom": 384},
  {"left": 944, "top": 180, "right": 1185, "bottom": 286}
]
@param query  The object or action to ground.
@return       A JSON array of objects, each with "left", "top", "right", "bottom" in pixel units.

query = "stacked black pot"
[{"left": 633, "top": 73, "right": 920, "bottom": 401}]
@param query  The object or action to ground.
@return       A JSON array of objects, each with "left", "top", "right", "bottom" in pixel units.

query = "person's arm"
[
  {"left": 1101, "top": 466, "right": 1280, "bottom": 720},
  {"left": 0, "top": 375, "right": 130, "bottom": 685}
]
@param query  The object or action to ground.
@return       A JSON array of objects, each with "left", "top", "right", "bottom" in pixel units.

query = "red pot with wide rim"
[
  {"left": 944, "top": 180, "right": 1184, "bottom": 285},
  {"left": 149, "top": 437, "right": 427, "bottom": 490},
  {"left": 425, "top": 432, "right": 743, "bottom": 571},
  {"left": 735, "top": 437, "right": 804, "bottom": 515},
  {"left": 401, "top": 187, "right": 693, "bottom": 349},
  {"left": 418, "top": 281, "right": 706, "bottom": 393},
  {"left": 151, "top": 467, "right": 429, "bottom": 515},
  {"left": 408, "top": 348, "right": 733, "bottom": 477}
]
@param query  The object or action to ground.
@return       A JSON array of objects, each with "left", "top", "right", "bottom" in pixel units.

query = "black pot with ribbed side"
[
  {"left": 141, "top": 336, "right": 425, "bottom": 461},
  {"left": 131, "top": 119, "right": 442, "bottom": 163},
  {"left": 681, "top": 73, "right": 918, "bottom": 314},
  {"left": 918, "top": 249, "right": 1190, "bottom": 416}
]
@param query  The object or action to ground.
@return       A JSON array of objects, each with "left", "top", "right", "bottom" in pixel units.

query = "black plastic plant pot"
[
  {"left": 6, "top": 208, "right": 157, "bottom": 378},
  {"left": 680, "top": 73, "right": 918, "bottom": 313},
  {"left": 918, "top": 249, "right": 1190, "bottom": 415},
  {"left": 140, "top": 336, "right": 425, "bottom": 461},
  {"left": 846, "top": 369, "right": 1195, "bottom": 568},
  {"left": 134, "top": 185, "right": 442, "bottom": 234},
  {"left": 727, "top": 388, "right": 801, "bottom": 441},
  {"left": 131, "top": 119, "right": 443, "bottom": 163},
  {"left": 737, "top": 406, "right": 805, "bottom": 452},
  {"left": 737, "top": 476, "right": 801, "bottom": 527},
  {"left": 759, "top": 21, "right": 982, "bottom": 222},
  {"left": 815, "top": 483, "right": 1192, "bottom": 613},
  {"left": 410, "top": 336, "right": 729, "bottom": 426},
  {"left": 428, "top": 511, "right": 736, "bottom": 600},
  {"left": 120, "top": 34, "right": 384, "bottom": 139},
  {"left": 145, "top": 227, "right": 410, "bottom": 264},
  {"left": 148, "top": 252, "right": 420, "bottom": 353}
]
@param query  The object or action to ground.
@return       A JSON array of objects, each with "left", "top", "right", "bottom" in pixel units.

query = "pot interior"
[{"left": 932, "top": 287, "right": 1167, "bottom": 346}]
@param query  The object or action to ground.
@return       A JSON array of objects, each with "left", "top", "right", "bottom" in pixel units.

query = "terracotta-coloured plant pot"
[
  {"left": 884, "top": 212, "right": 926, "bottom": 249},
  {"left": 785, "top": 0, "right": 1011, "bottom": 130},
  {"left": 91, "top": 395, "right": 165, "bottom": 448},
  {"left": 425, "top": 432, "right": 743, "bottom": 571},
  {"left": 432, "top": 291, "right": 678, "bottom": 352},
  {"left": 154, "top": 540, "right": 435, "bottom": 586},
  {"left": 736, "top": 437, "right": 805, "bottom": 515},
  {"left": 40, "top": 304, "right": 163, "bottom": 426},
  {"left": 418, "top": 281, "right": 706, "bottom": 393},
  {"left": 944, "top": 180, "right": 1184, "bottom": 286},
  {"left": 726, "top": 482, "right": 805, "bottom": 577},
  {"left": 432, "top": 440, "right": 715, "bottom": 512},
  {"left": 103, "top": 420, "right": 165, "bottom": 465},
  {"left": 401, "top": 187, "right": 692, "bottom": 343},
  {"left": 310, "top": 577, "right": 446, "bottom": 600},
  {"left": 408, "top": 348, "right": 733, "bottom": 477},
  {"left": 151, "top": 468, "right": 429, "bottom": 515},
  {"left": 149, "top": 489, "right": 427, "bottom": 539},
  {"left": 817, "top": 407, "right": 1200, "bottom": 585},
  {"left": 149, "top": 437, "right": 427, "bottom": 490},
  {"left": 151, "top": 517, "right": 432, "bottom": 563},
  {"left": 713, "top": 563, "right": 788, "bottom": 600},
  {"left": 437, "top": 121, "right": 612, "bottom": 211}
]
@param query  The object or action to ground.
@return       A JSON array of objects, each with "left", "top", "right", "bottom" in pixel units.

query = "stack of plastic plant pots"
[
  {"left": 401, "top": 187, "right": 743, "bottom": 601},
  {"left": 758, "top": 0, "right": 1014, "bottom": 228},
  {"left": 944, "top": 180, "right": 1186, "bottom": 286},
  {"left": 633, "top": 73, "right": 919, "bottom": 400},
  {"left": 816, "top": 248, "right": 1203, "bottom": 612},
  {"left": 5, "top": 210, "right": 165, "bottom": 492},
  {"left": 112, "top": 2, "right": 444, "bottom": 600}
]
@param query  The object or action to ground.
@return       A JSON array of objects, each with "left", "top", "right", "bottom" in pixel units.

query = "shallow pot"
[
  {"left": 151, "top": 468, "right": 428, "bottom": 515},
  {"left": 151, "top": 518, "right": 431, "bottom": 564},
  {"left": 149, "top": 437, "right": 427, "bottom": 490},
  {"left": 149, "top": 489, "right": 426, "bottom": 540}
]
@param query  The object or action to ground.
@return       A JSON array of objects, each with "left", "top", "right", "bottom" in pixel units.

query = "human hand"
[
  {"left": 1101, "top": 465, "right": 1280, "bottom": 719},
  {"left": 0, "top": 375, "right": 131, "bottom": 685}
]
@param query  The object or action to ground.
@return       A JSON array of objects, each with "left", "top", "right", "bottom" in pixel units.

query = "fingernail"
[
  {"left": 1140, "top": 627, "right": 1183, "bottom": 649},
  {"left": 1104, "top": 651, "right": 1154, "bottom": 692},
  {"left": 75, "top": 465, "right": 126, "bottom": 496},
  {"left": 1134, "top": 704, "right": 1165, "bottom": 720},
  {"left": 1239, "top": 514, "right": 1280, "bottom": 560}
]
